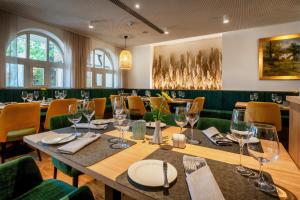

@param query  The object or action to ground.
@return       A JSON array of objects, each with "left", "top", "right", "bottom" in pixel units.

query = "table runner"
[
  {"left": 116, "top": 149, "right": 278, "bottom": 200},
  {"left": 39, "top": 127, "right": 136, "bottom": 167}
]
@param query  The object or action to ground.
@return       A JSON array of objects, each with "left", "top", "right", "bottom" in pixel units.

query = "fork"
[{"left": 163, "top": 161, "right": 170, "bottom": 188}]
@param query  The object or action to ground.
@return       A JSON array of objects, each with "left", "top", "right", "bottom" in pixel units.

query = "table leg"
[{"left": 105, "top": 184, "right": 121, "bottom": 200}]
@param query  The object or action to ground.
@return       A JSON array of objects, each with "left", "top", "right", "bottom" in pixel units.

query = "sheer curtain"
[
  {"left": 0, "top": 10, "right": 17, "bottom": 88},
  {"left": 63, "top": 31, "right": 91, "bottom": 88}
]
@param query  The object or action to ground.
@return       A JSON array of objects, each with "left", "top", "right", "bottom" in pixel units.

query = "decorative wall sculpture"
[{"left": 152, "top": 40, "right": 222, "bottom": 90}]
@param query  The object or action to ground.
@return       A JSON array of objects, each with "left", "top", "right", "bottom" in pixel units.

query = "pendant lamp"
[{"left": 119, "top": 35, "right": 132, "bottom": 70}]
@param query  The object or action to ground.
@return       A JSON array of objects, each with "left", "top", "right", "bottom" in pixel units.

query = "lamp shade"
[{"left": 119, "top": 49, "right": 132, "bottom": 70}]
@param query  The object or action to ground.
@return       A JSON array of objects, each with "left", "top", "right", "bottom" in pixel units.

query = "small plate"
[
  {"left": 128, "top": 159, "right": 177, "bottom": 187},
  {"left": 91, "top": 118, "right": 114, "bottom": 125},
  {"left": 41, "top": 134, "right": 76, "bottom": 145},
  {"left": 226, "top": 134, "right": 259, "bottom": 143},
  {"left": 146, "top": 122, "right": 167, "bottom": 128}
]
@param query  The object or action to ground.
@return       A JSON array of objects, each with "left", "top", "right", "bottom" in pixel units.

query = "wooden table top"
[
  {"left": 235, "top": 101, "right": 290, "bottom": 111},
  {"left": 24, "top": 126, "right": 300, "bottom": 200}
]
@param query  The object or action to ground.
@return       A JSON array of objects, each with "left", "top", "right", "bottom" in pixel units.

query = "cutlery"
[
  {"left": 163, "top": 161, "right": 169, "bottom": 188},
  {"left": 57, "top": 134, "right": 74, "bottom": 143}
]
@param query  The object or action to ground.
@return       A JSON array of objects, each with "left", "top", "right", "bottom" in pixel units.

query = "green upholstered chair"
[
  {"left": 143, "top": 112, "right": 177, "bottom": 126},
  {"left": 49, "top": 114, "right": 83, "bottom": 187},
  {"left": 0, "top": 156, "right": 94, "bottom": 200},
  {"left": 197, "top": 117, "right": 231, "bottom": 133}
]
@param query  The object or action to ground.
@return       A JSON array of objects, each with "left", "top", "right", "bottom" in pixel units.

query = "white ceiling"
[{"left": 0, "top": 0, "right": 300, "bottom": 47}]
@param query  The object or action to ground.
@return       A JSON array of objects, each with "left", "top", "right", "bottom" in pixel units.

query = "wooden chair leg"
[
  {"left": 53, "top": 167, "right": 57, "bottom": 179},
  {"left": 36, "top": 149, "right": 42, "bottom": 161},
  {"left": 1, "top": 143, "right": 6, "bottom": 164},
  {"left": 72, "top": 175, "right": 79, "bottom": 187}
]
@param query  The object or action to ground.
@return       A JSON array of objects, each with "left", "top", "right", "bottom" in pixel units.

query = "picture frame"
[{"left": 259, "top": 33, "right": 300, "bottom": 80}]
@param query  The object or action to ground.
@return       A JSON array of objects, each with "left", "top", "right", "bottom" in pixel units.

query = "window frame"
[
  {"left": 87, "top": 48, "right": 114, "bottom": 88},
  {"left": 5, "top": 31, "right": 64, "bottom": 88}
]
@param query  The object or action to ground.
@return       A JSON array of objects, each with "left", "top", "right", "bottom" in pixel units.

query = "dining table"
[
  {"left": 24, "top": 125, "right": 300, "bottom": 200},
  {"left": 235, "top": 101, "right": 290, "bottom": 111}
]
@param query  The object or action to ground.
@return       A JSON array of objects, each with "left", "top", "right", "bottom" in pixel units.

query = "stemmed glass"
[
  {"left": 27, "top": 93, "right": 33, "bottom": 102},
  {"left": 55, "top": 91, "right": 60, "bottom": 99},
  {"left": 68, "top": 104, "right": 82, "bottom": 137},
  {"left": 174, "top": 106, "right": 188, "bottom": 134},
  {"left": 21, "top": 91, "right": 28, "bottom": 102},
  {"left": 34, "top": 91, "right": 39, "bottom": 101},
  {"left": 275, "top": 96, "right": 282, "bottom": 104},
  {"left": 109, "top": 97, "right": 124, "bottom": 144},
  {"left": 248, "top": 124, "right": 279, "bottom": 193},
  {"left": 271, "top": 93, "right": 277, "bottom": 103},
  {"left": 250, "top": 94, "right": 255, "bottom": 101},
  {"left": 83, "top": 100, "right": 95, "bottom": 133},
  {"left": 171, "top": 91, "right": 177, "bottom": 99},
  {"left": 112, "top": 113, "right": 131, "bottom": 149},
  {"left": 84, "top": 91, "right": 90, "bottom": 101},
  {"left": 145, "top": 90, "right": 151, "bottom": 97},
  {"left": 185, "top": 102, "right": 200, "bottom": 144},
  {"left": 60, "top": 90, "right": 67, "bottom": 99},
  {"left": 81, "top": 90, "right": 86, "bottom": 100},
  {"left": 253, "top": 93, "right": 258, "bottom": 101},
  {"left": 132, "top": 90, "right": 137, "bottom": 96},
  {"left": 230, "top": 109, "right": 254, "bottom": 176}
]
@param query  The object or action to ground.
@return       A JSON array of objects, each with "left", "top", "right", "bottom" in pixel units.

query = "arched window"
[
  {"left": 5, "top": 31, "right": 64, "bottom": 88},
  {"left": 87, "top": 49, "right": 114, "bottom": 88}
]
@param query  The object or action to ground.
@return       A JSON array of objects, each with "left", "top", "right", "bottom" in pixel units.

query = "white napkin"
[
  {"left": 73, "top": 123, "right": 108, "bottom": 130},
  {"left": 184, "top": 155, "right": 225, "bottom": 200},
  {"left": 202, "top": 127, "right": 232, "bottom": 146},
  {"left": 58, "top": 134, "right": 101, "bottom": 154}
]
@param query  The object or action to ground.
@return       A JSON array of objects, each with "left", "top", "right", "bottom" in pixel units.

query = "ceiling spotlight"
[
  {"left": 135, "top": 3, "right": 140, "bottom": 9},
  {"left": 164, "top": 31, "right": 169, "bottom": 35},
  {"left": 223, "top": 15, "right": 229, "bottom": 24},
  {"left": 88, "top": 21, "right": 94, "bottom": 29}
]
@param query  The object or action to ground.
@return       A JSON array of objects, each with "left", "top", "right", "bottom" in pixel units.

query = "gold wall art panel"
[{"left": 152, "top": 38, "right": 222, "bottom": 90}]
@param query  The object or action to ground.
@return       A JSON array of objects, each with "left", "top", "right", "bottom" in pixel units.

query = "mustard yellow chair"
[
  {"left": 93, "top": 98, "right": 106, "bottom": 119},
  {"left": 0, "top": 102, "right": 40, "bottom": 163},
  {"left": 190, "top": 97, "right": 205, "bottom": 113},
  {"left": 149, "top": 97, "right": 171, "bottom": 114},
  {"left": 128, "top": 96, "right": 147, "bottom": 116},
  {"left": 44, "top": 99, "right": 78, "bottom": 130},
  {"left": 245, "top": 102, "right": 282, "bottom": 132}
]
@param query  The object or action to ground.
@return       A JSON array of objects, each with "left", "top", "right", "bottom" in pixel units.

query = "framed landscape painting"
[{"left": 259, "top": 34, "right": 300, "bottom": 80}]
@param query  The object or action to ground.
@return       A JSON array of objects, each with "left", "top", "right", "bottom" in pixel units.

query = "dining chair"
[
  {"left": 49, "top": 114, "right": 83, "bottom": 187},
  {"left": 0, "top": 156, "right": 95, "bottom": 200},
  {"left": 93, "top": 98, "right": 106, "bottom": 119},
  {"left": 190, "top": 97, "right": 205, "bottom": 113},
  {"left": 245, "top": 102, "right": 282, "bottom": 132},
  {"left": 128, "top": 96, "right": 147, "bottom": 117},
  {"left": 197, "top": 117, "right": 231, "bottom": 133},
  {"left": 149, "top": 97, "right": 171, "bottom": 114},
  {"left": 0, "top": 102, "right": 41, "bottom": 163},
  {"left": 44, "top": 99, "right": 78, "bottom": 130}
]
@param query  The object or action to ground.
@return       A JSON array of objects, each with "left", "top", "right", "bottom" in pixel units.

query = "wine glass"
[
  {"left": 68, "top": 104, "right": 82, "bottom": 137},
  {"left": 171, "top": 91, "right": 177, "bottom": 99},
  {"left": 248, "top": 123, "right": 279, "bottom": 193},
  {"left": 185, "top": 102, "right": 200, "bottom": 144},
  {"left": 275, "top": 96, "right": 282, "bottom": 104},
  {"left": 21, "top": 91, "right": 28, "bottom": 102},
  {"left": 81, "top": 90, "right": 86, "bottom": 100},
  {"left": 181, "top": 91, "right": 185, "bottom": 98},
  {"left": 27, "top": 93, "right": 33, "bottom": 102},
  {"left": 34, "top": 91, "right": 39, "bottom": 101},
  {"left": 145, "top": 90, "right": 151, "bottom": 97},
  {"left": 61, "top": 90, "right": 67, "bottom": 99},
  {"left": 132, "top": 90, "right": 137, "bottom": 96},
  {"left": 109, "top": 97, "right": 125, "bottom": 144},
  {"left": 271, "top": 93, "right": 277, "bottom": 103},
  {"left": 250, "top": 94, "right": 254, "bottom": 101},
  {"left": 83, "top": 100, "right": 95, "bottom": 133},
  {"left": 112, "top": 113, "right": 131, "bottom": 149},
  {"left": 84, "top": 91, "right": 90, "bottom": 100},
  {"left": 55, "top": 91, "right": 60, "bottom": 99},
  {"left": 174, "top": 106, "right": 188, "bottom": 134},
  {"left": 253, "top": 93, "right": 258, "bottom": 101},
  {"left": 230, "top": 109, "right": 254, "bottom": 176}
]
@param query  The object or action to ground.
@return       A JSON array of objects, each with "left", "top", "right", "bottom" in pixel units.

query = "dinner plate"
[
  {"left": 41, "top": 134, "right": 76, "bottom": 145},
  {"left": 91, "top": 118, "right": 115, "bottom": 125},
  {"left": 146, "top": 122, "right": 167, "bottom": 128},
  {"left": 128, "top": 159, "right": 177, "bottom": 187},
  {"left": 226, "top": 134, "right": 259, "bottom": 143}
]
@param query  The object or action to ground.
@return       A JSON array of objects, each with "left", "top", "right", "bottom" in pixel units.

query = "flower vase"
[{"left": 152, "top": 120, "right": 163, "bottom": 144}]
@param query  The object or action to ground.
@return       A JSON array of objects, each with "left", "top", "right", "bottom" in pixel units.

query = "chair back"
[
  {"left": 149, "top": 97, "right": 171, "bottom": 114},
  {"left": 93, "top": 98, "right": 106, "bottom": 119},
  {"left": 128, "top": 96, "right": 147, "bottom": 116},
  {"left": 245, "top": 102, "right": 282, "bottom": 132},
  {"left": 197, "top": 117, "right": 231, "bottom": 133},
  {"left": 44, "top": 99, "right": 78, "bottom": 130},
  {"left": 190, "top": 97, "right": 205, "bottom": 113},
  {"left": 0, "top": 103, "right": 40, "bottom": 142}
]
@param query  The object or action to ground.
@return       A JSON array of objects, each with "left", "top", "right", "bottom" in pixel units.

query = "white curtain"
[
  {"left": 63, "top": 31, "right": 91, "bottom": 88},
  {"left": 0, "top": 11, "right": 17, "bottom": 88}
]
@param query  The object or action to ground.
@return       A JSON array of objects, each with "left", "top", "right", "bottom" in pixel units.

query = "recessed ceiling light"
[
  {"left": 88, "top": 21, "right": 94, "bottom": 29},
  {"left": 135, "top": 3, "right": 140, "bottom": 9},
  {"left": 223, "top": 15, "right": 229, "bottom": 24},
  {"left": 164, "top": 31, "right": 169, "bottom": 35}
]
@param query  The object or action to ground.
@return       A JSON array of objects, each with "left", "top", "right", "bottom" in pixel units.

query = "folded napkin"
[
  {"left": 73, "top": 123, "right": 108, "bottom": 130},
  {"left": 202, "top": 127, "right": 232, "bottom": 146},
  {"left": 183, "top": 155, "right": 225, "bottom": 200},
  {"left": 58, "top": 134, "right": 101, "bottom": 154}
]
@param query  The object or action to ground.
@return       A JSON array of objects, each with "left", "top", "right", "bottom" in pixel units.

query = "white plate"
[
  {"left": 41, "top": 134, "right": 76, "bottom": 145},
  {"left": 146, "top": 122, "right": 167, "bottom": 128},
  {"left": 226, "top": 134, "right": 260, "bottom": 143},
  {"left": 128, "top": 159, "right": 177, "bottom": 187},
  {"left": 91, "top": 118, "right": 114, "bottom": 125}
]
